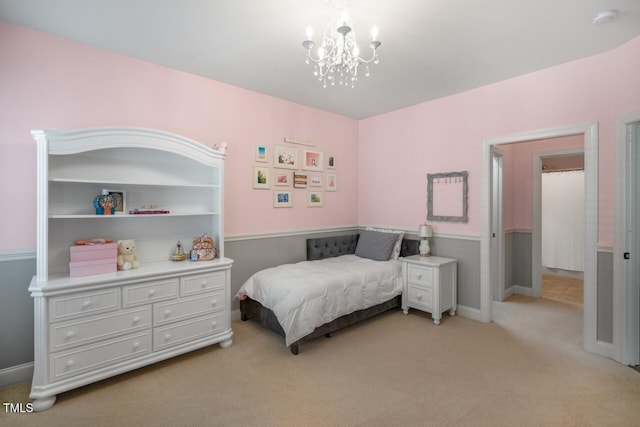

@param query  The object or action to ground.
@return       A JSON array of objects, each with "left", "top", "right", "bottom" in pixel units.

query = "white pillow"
[{"left": 365, "top": 227, "right": 404, "bottom": 260}]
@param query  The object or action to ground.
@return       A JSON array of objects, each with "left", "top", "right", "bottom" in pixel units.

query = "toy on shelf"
[
  {"left": 117, "top": 239, "right": 140, "bottom": 270},
  {"left": 171, "top": 240, "right": 186, "bottom": 261}
]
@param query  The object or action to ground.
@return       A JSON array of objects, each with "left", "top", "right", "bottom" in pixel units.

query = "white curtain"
[{"left": 541, "top": 170, "right": 584, "bottom": 271}]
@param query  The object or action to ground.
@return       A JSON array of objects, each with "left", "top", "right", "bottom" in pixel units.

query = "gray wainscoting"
[
  {"left": 511, "top": 232, "right": 533, "bottom": 290},
  {"left": 0, "top": 258, "right": 35, "bottom": 371},
  {"left": 429, "top": 236, "right": 481, "bottom": 310}
]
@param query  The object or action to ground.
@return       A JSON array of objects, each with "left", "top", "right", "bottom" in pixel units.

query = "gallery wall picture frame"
[
  {"left": 103, "top": 189, "right": 126, "bottom": 214},
  {"left": 327, "top": 155, "right": 336, "bottom": 169},
  {"left": 275, "top": 172, "right": 291, "bottom": 187},
  {"left": 253, "top": 165, "right": 270, "bottom": 189},
  {"left": 255, "top": 145, "right": 268, "bottom": 163},
  {"left": 307, "top": 191, "right": 324, "bottom": 207},
  {"left": 325, "top": 173, "right": 338, "bottom": 192},
  {"left": 273, "top": 190, "right": 293, "bottom": 208},
  {"left": 310, "top": 175, "right": 322, "bottom": 187},
  {"left": 274, "top": 144, "right": 299, "bottom": 169},
  {"left": 293, "top": 172, "right": 308, "bottom": 188},
  {"left": 302, "top": 149, "right": 324, "bottom": 172}
]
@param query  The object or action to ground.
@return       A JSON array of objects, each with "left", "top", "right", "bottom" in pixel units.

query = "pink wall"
[
  {"left": 503, "top": 135, "right": 584, "bottom": 232},
  {"left": 358, "top": 35, "right": 640, "bottom": 245},
  {"left": 0, "top": 22, "right": 359, "bottom": 250}
]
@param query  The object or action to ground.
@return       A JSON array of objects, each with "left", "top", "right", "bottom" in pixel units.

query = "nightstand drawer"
[
  {"left": 407, "top": 284, "right": 432, "bottom": 310},
  {"left": 408, "top": 265, "right": 433, "bottom": 286}
]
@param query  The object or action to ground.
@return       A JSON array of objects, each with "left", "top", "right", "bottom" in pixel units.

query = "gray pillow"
[{"left": 355, "top": 230, "right": 398, "bottom": 261}]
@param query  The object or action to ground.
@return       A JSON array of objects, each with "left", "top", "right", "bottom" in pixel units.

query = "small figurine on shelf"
[
  {"left": 93, "top": 190, "right": 118, "bottom": 215},
  {"left": 171, "top": 240, "right": 186, "bottom": 262}
]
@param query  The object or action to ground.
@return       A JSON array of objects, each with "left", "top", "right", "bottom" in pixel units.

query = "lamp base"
[{"left": 419, "top": 239, "right": 431, "bottom": 257}]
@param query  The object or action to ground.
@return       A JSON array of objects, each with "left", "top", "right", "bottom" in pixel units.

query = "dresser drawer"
[
  {"left": 180, "top": 271, "right": 225, "bottom": 297},
  {"left": 153, "top": 312, "right": 226, "bottom": 351},
  {"left": 154, "top": 290, "right": 225, "bottom": 327},
  {"left": 408, "top": 265, "right": 433, "bottom": 286},
  {"left": 50, "top": 306, "right": 151, "bottom": 352},
  {"left": 50, "top": 332, "right": 151, "bottom": 382},
  {"left": 49, "top": 289, "right": 120, "bottom": 323},
  {"left": 407, "top": 284, "right": 432, "bottom": 311},
  {"left": 123, "top": 278, "right": 178, "bottom": 307}
]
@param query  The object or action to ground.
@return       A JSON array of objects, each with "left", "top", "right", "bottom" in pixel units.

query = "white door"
[{"left": 491, "top": 149, "right": 504, "bottom": 301}]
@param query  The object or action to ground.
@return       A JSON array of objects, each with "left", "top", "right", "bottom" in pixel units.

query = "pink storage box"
[
  {"left": 69, "top": 258, "right": 117, "bottom": 277},
  {"left": 70, "top": 242, "right": 117, "bottom": 262}
]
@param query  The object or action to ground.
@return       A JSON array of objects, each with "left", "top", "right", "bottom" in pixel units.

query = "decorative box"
[
  {"left": 70, "top": 242, "right": 117, "bottom": 262},
  {"left": 69, "top": 258, "right": 117, "bottom": 277}
]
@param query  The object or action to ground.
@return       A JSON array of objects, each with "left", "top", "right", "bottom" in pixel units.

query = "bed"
[{"left": 237, "top": 232, "right": 419, "bottom": 354}]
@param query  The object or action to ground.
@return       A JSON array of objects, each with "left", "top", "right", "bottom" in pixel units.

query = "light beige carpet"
[{"left": 1, "top": 295, "right": 639, "bottom": 427}]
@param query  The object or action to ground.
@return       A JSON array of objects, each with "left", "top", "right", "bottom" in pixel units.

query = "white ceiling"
[{"left": 1, "top": 0, "right": 639, "bottom": 119}]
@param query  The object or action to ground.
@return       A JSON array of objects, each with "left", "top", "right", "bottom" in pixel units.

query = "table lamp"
[{"left": 418, "top": 224, "right": 433, "bottom": 256}]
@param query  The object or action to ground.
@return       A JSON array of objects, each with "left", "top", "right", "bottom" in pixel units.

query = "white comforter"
[{"left": 236, "top": 255, "right": 402, "bottom": 346}]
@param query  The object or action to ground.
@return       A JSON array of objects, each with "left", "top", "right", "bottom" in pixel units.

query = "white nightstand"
[{"left": 401, "top": 254, "right": 457, "bottom": 325}]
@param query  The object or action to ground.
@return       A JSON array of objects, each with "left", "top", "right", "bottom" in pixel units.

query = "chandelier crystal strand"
[{"left": 303, "top": 13, "right": 380, "bottom": 88}]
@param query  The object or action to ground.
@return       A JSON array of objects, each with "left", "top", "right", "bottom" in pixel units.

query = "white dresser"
[
  {"left": 401, "top": 254, "right": 457, "bottom": 324},
  {"left": 29, "top": 128, "right": 233, "bottom": 411}
]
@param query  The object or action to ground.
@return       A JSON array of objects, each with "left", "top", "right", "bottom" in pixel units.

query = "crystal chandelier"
[{"left": 302, "top": 7, "right": 381, "bottom": 88}]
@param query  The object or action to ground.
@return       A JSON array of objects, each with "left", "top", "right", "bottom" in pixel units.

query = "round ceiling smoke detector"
[{"left": 592, "top": 9, "right": 617, "bottom": 24}]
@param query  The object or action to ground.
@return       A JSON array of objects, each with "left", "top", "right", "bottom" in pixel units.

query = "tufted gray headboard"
[{"left": 306, "top": 234, "right": 419, "bottom": 261}]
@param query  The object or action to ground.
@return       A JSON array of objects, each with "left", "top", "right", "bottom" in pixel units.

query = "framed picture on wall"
[
  {"left": 310, "top": 175, "right": 322, "bottom": 187},
  {"left": 307, "top": 191, "right": 323, "bottom": 207},
  {"left": 327, "top": 155, "right": 336, "bottom": 169},
  {"left": 255, "top": 145, "right": 268, "bottom": 163},
  {"left": 293, "top": 172, "right": 308, "bottom": 188},
  {"left": 275, "top": 172, "right": 291, "bottom": 187},
  {"left": 253, "top": 165, "right": 270, "bottom": 189},
  {"left": 274, "top": 144, "right": 299, "bottom": 169},
  {"left": 273, "top": 190, "right": 293, "bottom": 208},
  {"left": 325, "top": 174, "right": 337, "bottom": 192},
  {"left": 302, "top": 149, "right": 324, "bottom": 172}
]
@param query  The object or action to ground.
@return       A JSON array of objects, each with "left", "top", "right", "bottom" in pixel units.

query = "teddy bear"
[{"left": 117, "top": 239, "right": 140, "bottom": 270}]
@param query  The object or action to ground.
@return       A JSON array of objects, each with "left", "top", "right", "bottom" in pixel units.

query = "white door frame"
[
  {"left": 533, "top": 148, "right": 584, "bottom": 298},
  {"left": 614, "top": 111, "right": 640, "bottom": 365},
  {"left": 490, "top": 148, "right": 505, "bottom": 301},
  {"left": 481, "top": 122, "right": 601, "bottom": 356}
]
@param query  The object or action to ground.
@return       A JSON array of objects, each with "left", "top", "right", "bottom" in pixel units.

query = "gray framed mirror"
[{"left": 427, "top": 171, "right": 468, "bottom": 222}]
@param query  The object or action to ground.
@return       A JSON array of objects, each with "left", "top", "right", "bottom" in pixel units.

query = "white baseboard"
[
  {"left": 230, "top": 309, "right": 241, "bottom": 322},
  {"left": 0, "top": 362, "right": 33, "bottom": 388},
  {"left": 456, "top": 304, "right": 483, "bottom": 322},
  {"left": 503, "top": 286, "right": 514, "bottom": 299},
  {"left": 514, "top": 285, "right": 535, "bottom": 297},
  {"left": 595, "top": 340, "right": 613, "bottom": 360}
]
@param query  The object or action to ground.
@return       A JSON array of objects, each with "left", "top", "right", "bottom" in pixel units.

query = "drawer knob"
[
  {"left": 164, "top": 309, "right": 171, "bottom": 317},
  {"left": 132, "top": 342, "right": 140, "bottom": 350},
  {"left": 148, "top": 289, "right": 156, "bottom": 297},
  {"left": 66, "top": 331, "right": 75, "bottom": 338},
  {"left": 164, "top": 333, "right": 171, "bottom": 341},
  {"left": 211, "top": 299, "right": 217, "bottom": 307},
  {"left": 66, "top": 360, "right": 74, "bottom": 368},
  {"left": 132, "top": 316, "right": 140, "bottom": 324},
  {"left": 82, "top": 300, "right": 91, "bottom": 308},
  {"left": 417, "top": 274, "right": 423, "bottom": 279},
  {"left": 201, "top": 280, "right": 208, "bottom": 288},
  {"left": 417, "top": 294, "right": 422, "bottom": 301},
  {"left": 212, "top": 321, "right": 217, "bottom": 328}
]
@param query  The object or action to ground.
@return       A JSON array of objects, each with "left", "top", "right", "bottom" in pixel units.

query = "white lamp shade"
[{"left": 418, "top": 224, "right": 433, "bottom": 238}]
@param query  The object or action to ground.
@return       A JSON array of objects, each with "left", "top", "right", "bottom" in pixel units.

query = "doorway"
[
  {"left": 481, "top": 123, "right": 601, "bottom": 356},
  {"left": 614, "top": 113, "right": 640, "bottom": 366}
]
